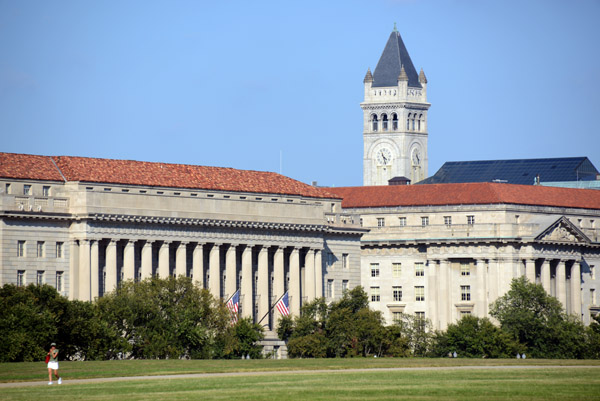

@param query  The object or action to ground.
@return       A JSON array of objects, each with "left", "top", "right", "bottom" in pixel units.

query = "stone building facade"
[{"left": 0, "top": 153, "right": 364, "bottom": 334}]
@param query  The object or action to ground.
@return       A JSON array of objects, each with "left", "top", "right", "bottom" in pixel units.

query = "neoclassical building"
[
  {"left": 330, "top": 183, "right": 600, "bottom": 328},
  {"left": 0, "top": 153, "right": 363, "bottom": 333}
]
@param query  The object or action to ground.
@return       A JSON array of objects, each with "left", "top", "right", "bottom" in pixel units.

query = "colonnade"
[{"left": 70, "top": 238, "right": 323, "bottom": 329}]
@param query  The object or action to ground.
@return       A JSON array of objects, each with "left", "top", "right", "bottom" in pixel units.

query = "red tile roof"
[
  {"left": 0, "top": 153, "right": 337, "bottom": 199},
  {"left": 328, "top": 182, "right": 600, "bottom": 210}
]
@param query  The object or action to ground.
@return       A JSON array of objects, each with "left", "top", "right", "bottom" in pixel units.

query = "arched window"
[
  {"left": 412, "top": 117, "right": 415, "bottom": 131},
  {"left": 418, "top": 114, "right": 423, "bottom": 131},
  {"left": 371, "top": 114, "right": 378, "bottom": 132},
  {"left": 382, "top": 114, "right": 388, "bottom": 131},
  {"left": 407, "top": 113, "right": 411, "bottom": 130},
  {"left": 392, "top": 113, "right": 398, "bottom": 131}
]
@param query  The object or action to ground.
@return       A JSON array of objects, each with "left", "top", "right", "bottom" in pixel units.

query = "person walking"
[{"left": 47, "top": 343, "right": 61, "bottom": 385}]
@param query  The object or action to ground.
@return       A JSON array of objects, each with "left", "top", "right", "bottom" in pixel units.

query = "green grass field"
[{"left": 2, "top": 359, "right": 599, "bottom": 400}]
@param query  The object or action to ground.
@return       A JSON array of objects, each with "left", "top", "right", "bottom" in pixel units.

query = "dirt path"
[{"left": 3, "top": 365, "right": 599, "bottom": 388}]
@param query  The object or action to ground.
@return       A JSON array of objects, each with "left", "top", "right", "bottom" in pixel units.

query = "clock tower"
[{"left": 362, "top": 27, "right": 430, "bottom": 186}]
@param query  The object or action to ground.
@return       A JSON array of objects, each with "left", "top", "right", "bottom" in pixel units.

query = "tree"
[
  {"left": 218, "top": 317, "right": 264, "bottom": 359},
  {"left": 391, "top": 313, "right": 435, "bottom": 357}
]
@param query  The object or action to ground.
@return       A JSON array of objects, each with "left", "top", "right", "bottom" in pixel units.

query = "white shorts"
[{"left": 48, "top": 361, "right": 59, "bottom": 370}]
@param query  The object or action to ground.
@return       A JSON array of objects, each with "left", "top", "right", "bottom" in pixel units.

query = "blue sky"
[{"left": 1, "top": 0, "right": 599, "bottom": 187}]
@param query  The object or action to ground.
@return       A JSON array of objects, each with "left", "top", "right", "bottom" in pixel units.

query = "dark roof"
[
  {"left": 418, "top": 157, "right": 599, "bottom": 185},
  {"left": 328, "top": 182, "right": 600, "bottom": 210},
  {"left": 372, "top": 31, "right": 421, "bottom": 88},
  {"left": 0, "top": 153, "right": 339, "bottom": 199}
]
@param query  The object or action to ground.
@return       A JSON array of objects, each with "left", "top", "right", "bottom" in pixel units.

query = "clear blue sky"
[{"left": 1, "top": 0, "right": 599, "bottom": 187}]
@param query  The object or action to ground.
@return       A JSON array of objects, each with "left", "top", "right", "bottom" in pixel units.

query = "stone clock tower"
[{"left": 362, "top": 27, "right": 430, "bottom": 186}]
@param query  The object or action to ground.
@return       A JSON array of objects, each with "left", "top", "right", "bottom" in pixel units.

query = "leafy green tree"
[
  {"left": 285, "top": 298, "right": 328, "bottom": 358},
  {"left": 392, "top": 313, "right": 435, "bottom": 357},
  {"left": 217, "top": 317, "right": 264, "bottom": 359},
  {"left": 584, "top": 314, "right": 600, "bottom": 359}
]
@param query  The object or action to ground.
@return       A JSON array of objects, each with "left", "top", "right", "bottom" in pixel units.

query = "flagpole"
[{"left": 256, "top": 291, "right": 288, "bottom": 326}]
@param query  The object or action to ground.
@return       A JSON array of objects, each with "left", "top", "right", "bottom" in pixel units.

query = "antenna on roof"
[{"left": 393, "top": 22, "right": 397, "bottom": 32}]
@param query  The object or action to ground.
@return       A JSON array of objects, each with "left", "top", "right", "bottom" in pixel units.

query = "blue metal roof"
[{"left": 418, "top": 157, "right": 599, "bottom": 185}]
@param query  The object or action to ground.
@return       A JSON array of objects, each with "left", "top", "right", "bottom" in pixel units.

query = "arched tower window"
[
  {"left": 392, "top": 113, "right": 398, "bottom": 131},
  {"left": 371, "top": 114, "right": 378, "bottom": 132},
  {"left": 407, "top": 113, "right": 411, "bottom": 130},
  {"left": 382, "top": 114, "right": 388, "bottom": 131},
  {"left": 412, "top": 116, "right": 416, "bottom": 131},
  {"left": 418, "top": 113, "right": 423, "bottom": 131}
]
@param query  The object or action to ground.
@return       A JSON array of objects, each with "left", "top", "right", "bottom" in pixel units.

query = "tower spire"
[{"left": 364, "top": 68, "right": 373, "bottom": 83}]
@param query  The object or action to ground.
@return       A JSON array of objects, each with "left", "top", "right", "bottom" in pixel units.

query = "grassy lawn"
[{"left": 2, "top": 366, "right": 600, "bottom": 400}]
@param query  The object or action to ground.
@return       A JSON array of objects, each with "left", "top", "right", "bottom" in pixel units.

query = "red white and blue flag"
[
  {"left": 227, "top": 290, "right": 240, "bottom": 324},
  {"left": 275, "top": 292, "right": 290, "bottom": 316}
]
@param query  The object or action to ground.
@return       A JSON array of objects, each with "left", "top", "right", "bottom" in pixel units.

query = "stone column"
[
  {"left": 90, "top": 240, "right": 99, "bottom": 299},
  {"left": 427, "top": 260, "right": 438, "bottom": 329},
  {"left": 241, "top": 245, "right": 253, "bottom": 318},
  {"left": 541, "top": 259, "right": 551, "bottom": 294},
  {"left": 257, "top": 246, "right": 269, "bottom": 327},
  {"left": 556, "top": 260, "right": 567, "bottom": 309},
  {"left": 69, "top": 240, "right": 79, "bottom": 300},
  {"left": 123, "top": 240, "right": 135, "bottom": 281},
  {"left": 525, "top": 259, "right": 536, "bottom": 284},
  {"left": 192, "top": 243, "right": 203, "bottom": 287},
  {"left": 158, "top": 241, "right": 170, "bottom": 278},
  {"left": 314, "top": 249, "right": 323, "bottom": 298},
  {"left": 225, "top": 244, "right": 237, "bottom": 299},
  {"left": 140, "top": 241, "right": 153, "bottom": 279},
  {"left": 476, "top": 259, "right": 487, "bottom": 318},
  {"left": 439, "top": 259, "right": 449, "bottom": 329},
  {"left": 570, "top": 260, "right": 582, "bottom": 319},
  {"left": 209, "top": 244, "right": 221, "bottom": 299},
  {"left": 175, "top": 242, "right": 187, "bottom": 277},
  {"left": 78, "top": 239, "right": 91, "bottom": 301},
  {"left": 273, "top": 247, "right": 285, "bottom": 322},
  {"left": 289, "top": 247, "right": 301, "bottom": 315},
  {"left": 105, "top": 240, "right": 118, "bottom": 294},
  {"left": 305, "top": 249, "right": 316, "bottom": 301}
]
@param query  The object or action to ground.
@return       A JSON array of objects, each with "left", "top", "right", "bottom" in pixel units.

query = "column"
[
  {"left": 105, "top": 240, "right": 117, "bottom": 294},
  {"left": 192, "top": 243, "right": 203, "bottom": 287},
  {"left": 305, "top": 249, "right": 316, "bottom": 301},
  {"left": 427, "top": 260, "right": 438, "bottom": 329},
  {"left": 90, "top": 240, "right": 99, "bottom": 299},
  {"left": 273, "top": 247, "right": 285, "bottom": 321},
  {"left": 257, "top": 246, "right": 269, "bottom": 327},
  {"left": 158, "top": 241, "right": 170, "bottom": 278},
  {"left": 141, "top": 241, "right": 153, "bottom": 279},
  {"left": 78, "top": 239, "right": 91, "bottom": 301},
  {"left": 438, "top": 259, "right": 449, "bottom": 329},
  {"left": 541, "top": 259, "right": 551, "bottom": 294},
  {"left": 476, "top": 259, "right": 487, "bottom": 318},
  {"left": 225, "top": 244, "right": 237, "bottom": 299},
  {"left": 314, "top": 249, "right": 323, "bottom": 298},
  {"left": 209, "top": 244, "right": 221, "bottom": 299},
  {"left": 502, "top": 259, "right": 516, "bottom": 296},
  {"left": 556, "top": 260, "right": 567, "bottom": 309},
  {"left": 123, "top": 240, "right": 135, "bottom": 281},
  {"left": 289, "top": 247, "right": 301, "bottom": 315},
  {"left": 241, "top": 245, "right": 253, "bottom": 318},
  {"left": 175, "top": 242, "right": 187, "bottom": 277},
  {"left": 570, "top": 261, "right": 582, "bottom": 319},
  {"left": 525, "top": 259, "right": 536, "bottom": 284},
  {"left": 69, "top": 240, "right": 79, "bottom": 300}
]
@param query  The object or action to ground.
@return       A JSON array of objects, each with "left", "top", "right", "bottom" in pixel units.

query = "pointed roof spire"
[
  {"left": 364, "top": 68, "right": 373, "bottom": 83},
  {"left": 393, "top": 22, "right": 398, "bottom": 33},
  {"left": 372, "top": 29, "right": 421, "bottom": 88},
  {"left": 397, "top": 65, "right": 408, "bottom": 82},
  {"left": 419, "top": 68, "right": 428, "bottom": 84}
]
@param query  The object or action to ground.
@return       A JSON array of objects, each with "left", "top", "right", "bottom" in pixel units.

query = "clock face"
[
  {"left": 412, "top": 148, "right": 421, "bottom": 165},
  {"left": 376, "top": 148, "right": 392, "bottom": 165}
]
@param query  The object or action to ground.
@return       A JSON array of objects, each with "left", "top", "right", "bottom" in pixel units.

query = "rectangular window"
[
  {"left": 5, "top": 183, "right": 11, "bottom": 194},
  {"left": 370, "top": 286, "right": 380, "bottom": 302},
  {"left": 393, "top": 312, "right": 402, "bottom": 323},
  {"left": 392, "top": 262, "right": 402, "bottom": 277},
  {"left": 421, "top": 216, "right": 429, "bottom": 227},
  {"left": 398, "top": 217, "right": 406, "bottom": 227},
  {"left": 371, "top": 263, "right": 380, "bottom": 277},
  {"left": 42, "top": 186, "right": 51, "bottom": 196},
  {"left": 17, "top": 270, "right": 25, "bottom": 287},
  {"left": 591, "top": 289, "right": 597, "bottom": 306},
  {"left": 461, "top": 285, "right": 471, "bottom": 301},
  {"left": 377, "top": 218, "right": 385, "bottom": 228},
  {"left": 461, "top": 311, "right": 472, "bottom": 317},
  {"left": 415, "top": 311, "right": 426, "bottom": 329},
  {"left": 37, "top": 241, "right": 44, "bottom": 258},
  {"left": 461, "top": 262, "right": 470, "bottom": 276},
  {"left": 393, "top": 286, "right": 403, "bottom": 302},
  {"left": 591, "top": 265, "right": 595, "bottom": 280},
  {"left": 17, "top": 240, "right": 25, "bottom": 257},
  {"left": 415, "top": 262, "right": 425, "bottom": 277},
  {"left": 327, "top": 252, "right": 334, "bottom": 267},
  {"left": 56, "top": 271, "right": 63, "bottom": 292},
  {"left": 56, "top": 242, "right": 64, "bottom": 258},
  {"left": 23, "top": 184, "right": 31, "bottom": 195},
  {"left": 467, "top": 215, "right": 475, "bottom": 225},
  {"left": 342, "top": 253, "right": 349, "bottom": 269},
  {"left": 415, "top": 286, "right": 425, "bottom": 301},
  {"left": 327, "top": 279, "right": 334, "bottom": 298},
  {"left": 342, "top": 280, "right": 348, "bottom": 293},
  {"left": 37, "top": 271, "right": 45, "bottom": 285},
  {"left": 444, "top": 216, "right": 452, "bottom": 227}
]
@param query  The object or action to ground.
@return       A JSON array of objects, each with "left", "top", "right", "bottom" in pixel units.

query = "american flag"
[
  {"left": 227, "top": 290, "right": 239, "bottom": 324},
  {"left": 275, "top": 292, "right": 290, "bottom": 316}
]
